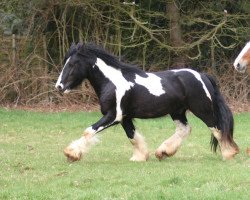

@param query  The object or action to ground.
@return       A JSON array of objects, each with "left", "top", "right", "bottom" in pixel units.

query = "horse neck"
[
  {"left": 86, "top": 65, "right": 109, "bottom": 98},
  {"left": 86, "top": 57, "right": 142, "bottom": 98}
]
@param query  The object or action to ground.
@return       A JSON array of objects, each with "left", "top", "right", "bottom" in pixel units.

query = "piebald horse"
[{"left": 55, "top": 43, "right": 239, "bottom": 162}]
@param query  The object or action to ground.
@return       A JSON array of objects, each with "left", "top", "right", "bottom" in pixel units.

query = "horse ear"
[
  {"left": 76, "top": 42, "right": 83, "bottom": 50},
  {"left": 63, "top": 43, "right": 76, "bottom": 62}
]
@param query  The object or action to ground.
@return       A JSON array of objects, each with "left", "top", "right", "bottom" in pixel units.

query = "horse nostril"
[
  {"left": 236, "top": 63, "right": 241, "bottom": 69},
  {"left": 57, "top": 85, "right": 63, "bottom": 91}
]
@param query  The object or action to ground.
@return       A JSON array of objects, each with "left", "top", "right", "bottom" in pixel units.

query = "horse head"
[
  {"left": 55, "top": 43, "right": 95, "bottom": 93},
  {"left": 234, "top": 41, "right": 250, "bottom": 74}
]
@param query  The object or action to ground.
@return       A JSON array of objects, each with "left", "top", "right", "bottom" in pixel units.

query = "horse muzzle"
[
  {"left": 55, "top": 83, "right": 71, "bottom": 94},
  {"left": 55, "top": 83, "right": 64, "bottom": 92},
  {"left": 235, "top": 63, "right": 247, "bottom": 73}
]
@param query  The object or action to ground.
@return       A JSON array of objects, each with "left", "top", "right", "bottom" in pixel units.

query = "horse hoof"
[
  {"left": 221, "top": 144, "right": 239, "bottom": 160},
  {"left": 155, "top": 150, "right": 168, "bottom": 161},
  {"left": 129, "top": 156, "right": 145, "bottom": 162},
  {"left": 129, "top": 153, "right": 149, "bottom": 162},
  {"left": 246, "top": 148, "right": 250, "bottom": 156},
  {"left": 63, "top": 147, "right": 82, "bottom": 162},
  {"left": 222, "top": 150, "right": 238, "bottom": 160}
]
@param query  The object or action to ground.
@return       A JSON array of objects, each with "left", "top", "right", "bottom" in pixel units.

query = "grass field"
[{"left": 0, "top": 108, "right": 249, "bottom": 200}]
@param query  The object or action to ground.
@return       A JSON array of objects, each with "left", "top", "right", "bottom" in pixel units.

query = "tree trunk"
[{"left": 166, "top": 0, "right": 187, "bottom": 68}]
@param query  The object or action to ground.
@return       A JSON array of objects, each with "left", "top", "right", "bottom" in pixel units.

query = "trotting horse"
[
  {"left": 55, "top": 43, "right": 239, "bottom": 162},
  {"left": 234, "top": 41, "right": 250, "bottom": 74}
]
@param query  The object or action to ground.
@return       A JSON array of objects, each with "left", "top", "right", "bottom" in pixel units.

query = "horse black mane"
[{"left": 67, "top": 43, "right": 143, "bottom": 73}]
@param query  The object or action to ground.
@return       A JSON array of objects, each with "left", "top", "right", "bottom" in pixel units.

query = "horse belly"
[{"left": 129, "top": 95, "right": 181, "bottom": 119}]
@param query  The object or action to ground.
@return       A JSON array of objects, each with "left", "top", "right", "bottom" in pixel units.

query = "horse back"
[{"left": 123, "top": 71, "right": 187, "bottom": 118}]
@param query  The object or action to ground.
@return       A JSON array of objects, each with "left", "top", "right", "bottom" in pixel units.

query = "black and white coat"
[{"left": 55, "top": 43, "right": 239, "bottom": 162}]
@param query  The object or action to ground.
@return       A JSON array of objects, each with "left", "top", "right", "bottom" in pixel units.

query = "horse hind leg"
[
  {"left": 155, "top": 112, "right": 191, "bottom": 160},
  {"left": 190, "top": 104, "right": 239, "bottom": 160},
  {"left": 210, "top": 127, "right": 239, "bottom": 160}
]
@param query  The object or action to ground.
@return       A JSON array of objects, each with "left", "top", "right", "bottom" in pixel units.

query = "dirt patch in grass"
[
  {"left": 1, "top": 103, "right": 99, "bottom": 113},
  {"left": 1, "top": 101, "right": 249, "bottom": 113}
]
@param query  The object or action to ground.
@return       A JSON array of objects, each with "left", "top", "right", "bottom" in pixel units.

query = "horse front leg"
[
  {"left": 122, "top": 117, "right": 149, "bottom": 161},
  {"left": 64, "top": 112, "right": 117, "bottom": 162}
]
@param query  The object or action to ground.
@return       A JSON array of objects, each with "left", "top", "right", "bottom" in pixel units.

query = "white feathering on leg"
[
  {"left": 68, "top": 135, "right": 99, "bottom": 158},
  {"left": 129, "top": 131, "right": 149, "bottom": 161}
]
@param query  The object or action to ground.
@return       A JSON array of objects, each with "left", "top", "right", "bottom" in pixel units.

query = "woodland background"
[{"left": 0, "top": 0, "right": 249, "bottom": 111}]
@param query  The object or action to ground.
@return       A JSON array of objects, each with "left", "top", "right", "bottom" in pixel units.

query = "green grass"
[{"left": 0, "top": 108, "right": 249, "bottom": 200}]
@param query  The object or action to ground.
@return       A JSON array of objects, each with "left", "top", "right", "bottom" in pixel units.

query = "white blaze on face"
[
  {"left": 233, "top": 42, "right": 250, "bottom": 71},
  {"left": 172, "top": 69, "right": 212, "bottom": 101},
  {"left": 95, "top": 58, "right": 134, "bottom": 121},
  {"left": 135, "top": 73, "right": 165, "bottom": 96},
  {"left": 55, "top": 57, "right": 71, "bottom": 92}
]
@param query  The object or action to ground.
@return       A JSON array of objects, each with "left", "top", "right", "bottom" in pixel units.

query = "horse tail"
[{"left": 204, "top": 74, "right": 238, "bottom": 153}]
